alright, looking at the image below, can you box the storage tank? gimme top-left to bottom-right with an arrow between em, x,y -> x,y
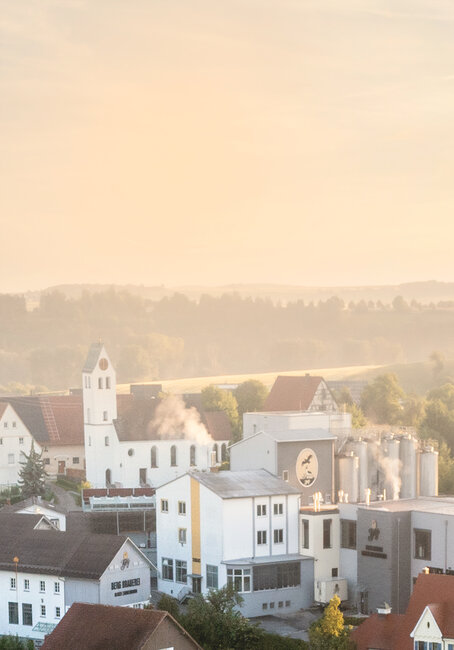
367,439 -> 382,501
419,447 -> 439,497
381,436 -> 401,500
338,453 -> 359,502
399,435 -> 417,498
348,439 -> 368,503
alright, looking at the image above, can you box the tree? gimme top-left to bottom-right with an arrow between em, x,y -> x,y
438,441 -> 454,494
0,637 -> 34,650
201,385 -> 239,439
360,374 -> 404,424
430,351 -> 445,382
234,380 -> 269,418
308,595 -> 353,649
180,584 -> 263,650
17,441 -> 48,498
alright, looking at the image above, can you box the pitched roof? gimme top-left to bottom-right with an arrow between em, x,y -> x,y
5,395 -> 84,446
0,401 -> 8,418
351,573 -> 454,650
1,496 -> 68,515
202,410 -> 232,441
41,603 -> 203,650
188,469 -> 302,498
263,375 -> 325,411
0,518 -> 126,578
83,342 -> 105,373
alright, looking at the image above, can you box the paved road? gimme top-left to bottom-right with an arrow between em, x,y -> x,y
47,481 -> 81,511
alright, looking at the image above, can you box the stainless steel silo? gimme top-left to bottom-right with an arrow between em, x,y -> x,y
399,435 -> 417,498
338,452 -> 359,503
419,447 -> 439,497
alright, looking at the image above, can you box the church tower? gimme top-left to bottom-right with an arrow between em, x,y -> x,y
82,342 -> 118,487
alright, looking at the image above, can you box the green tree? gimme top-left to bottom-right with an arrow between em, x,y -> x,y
180,584 -> 263,650
17,441 -> 48,498
308,595 -> 353,650
156,594 -> 181,621
0,637 -> 34,650
201,385 -> 239,440
234,380 -> 269,420
347,403 -> 367,429
360,374 -> 404,424
402,394 -> 426,428
420,399 -> 454,450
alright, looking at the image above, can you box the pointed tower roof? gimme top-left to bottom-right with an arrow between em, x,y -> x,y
83,342 -> 106,373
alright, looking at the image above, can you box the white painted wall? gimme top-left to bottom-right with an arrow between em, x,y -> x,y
16,503 -> 66,531
229,433 -> 277,473
243,411 -> 351,439
0,404 -> 41,487
299,510 -> 340,581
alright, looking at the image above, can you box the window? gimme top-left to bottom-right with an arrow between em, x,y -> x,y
103,411 -> 108,421
12,422 -> 16,428
176,560 -> 187,583
104,436 -> 109,446
54,582 -> 60,593
282,470 -> 289,482
98,377 -> 103,389
161,499 -> 169,513
253,562 -> 301,591
323,519 -> 332,549
257,530 -> 267,545
19,437 -> 24,444
213,444 -> 218,463
274,503 -> 283,515
207,565 -> 218,589
262,603 -> 268,610
178,528 -> 187,544
162,558 -> 174,581
332,568 -> 338,577
10,577 -> 16,589
0,438 -> 2,444
257,504 -> 267,517
40,580 -> 46,592
22,603 -> 32,626
227,568 -> 251,593
106,377 -> 111,389
72,457 -> 79,464
40,605 -> 46,617
414,529 -> 431,560
87,375 -> 91,388
44,457 -> 50,465
151,446 -> 158,468
221,443 -> 227,462
105,468 -> 112,486
128,448 -> 134,456
24,579 -> 29,591
55,607 -> 61,618
4,421 -> 8,428
190,444 -> 196,466
178,501 -> 186,515
270,602 -> 275,609
8,602 -> 18,625
170,445 -> 177,466
302,519 -> 309,549
8,454 -> 14,464
274,529 -> 284,544
341,520 -> 357,550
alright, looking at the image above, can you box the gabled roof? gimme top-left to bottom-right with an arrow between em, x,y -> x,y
0,401 -> 9,418
185,469 -> 302,499
82,342 -> 105,373
2,496 -> 69,516
352,573 -> 454,650
263,375 -> 326,411
0,518 -> 128,578
41,603 -> 203,650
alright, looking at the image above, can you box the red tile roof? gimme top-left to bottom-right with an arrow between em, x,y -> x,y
41,603 -> 202,649
202,410 -> 232,441
351,573 -> 454,650
263,375 -> 324,411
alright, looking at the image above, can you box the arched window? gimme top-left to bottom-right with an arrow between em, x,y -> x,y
105,468 -> 112,486
221,443 -> 227,462
170,445 -> 177,467
151,446 -> 158,468
190,445 -> 196,467
213,444 -> 219,463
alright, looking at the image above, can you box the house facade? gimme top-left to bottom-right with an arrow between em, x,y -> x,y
156,469 -> 314,617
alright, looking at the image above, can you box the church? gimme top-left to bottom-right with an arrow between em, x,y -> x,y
83,343 -> 231,489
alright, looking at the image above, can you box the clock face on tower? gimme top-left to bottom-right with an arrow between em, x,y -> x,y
99,358 -> 109,371
296,448 -> 318,488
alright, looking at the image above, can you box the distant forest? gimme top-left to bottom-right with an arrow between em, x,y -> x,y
1,289 -> 454,392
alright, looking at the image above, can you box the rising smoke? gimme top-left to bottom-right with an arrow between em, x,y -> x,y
149,395 -> 213,445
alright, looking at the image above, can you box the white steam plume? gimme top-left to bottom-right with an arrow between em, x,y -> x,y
149,395 -> 213,445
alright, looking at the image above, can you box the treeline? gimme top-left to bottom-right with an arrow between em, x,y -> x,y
2,290 -> 454,391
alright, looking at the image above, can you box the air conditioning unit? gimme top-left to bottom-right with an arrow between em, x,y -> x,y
314,577 -> 348,605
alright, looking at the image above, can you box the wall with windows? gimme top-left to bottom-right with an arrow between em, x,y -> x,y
0,404 -> 39,487
338,502 -> 359,605
0,570 -> 64,642
411,511 -> 454,583
42,443 -> 85,479
299,508 -> 340,581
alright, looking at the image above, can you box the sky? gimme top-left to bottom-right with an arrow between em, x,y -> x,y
1,0 -> 454,293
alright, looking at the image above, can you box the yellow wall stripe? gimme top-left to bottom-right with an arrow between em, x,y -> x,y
191,477 -> 201,575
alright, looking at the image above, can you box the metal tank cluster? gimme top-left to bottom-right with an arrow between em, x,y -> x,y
336,433 -> 438,503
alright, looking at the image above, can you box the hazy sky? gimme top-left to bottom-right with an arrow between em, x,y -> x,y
2,0 -> 454,292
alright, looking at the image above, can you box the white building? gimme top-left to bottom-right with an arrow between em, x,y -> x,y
83,343 -> 231,489
0,402 -> 40,487
2,496 -> 67,531
0,513 -> 153,645
156,469 -> 314,617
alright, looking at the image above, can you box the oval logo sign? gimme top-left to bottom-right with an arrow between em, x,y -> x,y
296,448 -> 318,488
